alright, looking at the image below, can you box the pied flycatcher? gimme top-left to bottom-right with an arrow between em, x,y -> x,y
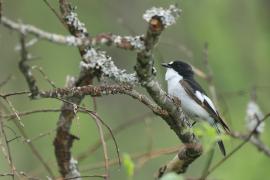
162,60 -> 230,156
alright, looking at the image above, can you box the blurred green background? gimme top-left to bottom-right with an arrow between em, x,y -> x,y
0,0 -> 270,179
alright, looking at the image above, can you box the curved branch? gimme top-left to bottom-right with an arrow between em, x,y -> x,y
135,5 -> 202,177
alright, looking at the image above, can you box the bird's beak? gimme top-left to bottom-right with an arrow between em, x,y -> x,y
161,63 -> 170,68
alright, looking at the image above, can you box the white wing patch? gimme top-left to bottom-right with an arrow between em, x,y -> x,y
195,91 -> 217,113
195,91 -> 204,102
203,95 -> 217,112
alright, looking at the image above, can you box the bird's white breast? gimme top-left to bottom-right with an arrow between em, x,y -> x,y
165,69 -> 211,122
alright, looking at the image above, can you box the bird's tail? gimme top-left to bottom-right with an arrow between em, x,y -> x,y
213,122 -> 226,156
217,139 -> 226,156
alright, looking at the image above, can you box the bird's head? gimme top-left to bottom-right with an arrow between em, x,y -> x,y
162,60 -> 194,80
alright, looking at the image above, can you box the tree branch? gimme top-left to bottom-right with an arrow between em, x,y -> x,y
1,16 -> 144,51
231,132 -> 270,157
19,34 -> 39,98
53,0 -> 94,178
135,5 -> 202,177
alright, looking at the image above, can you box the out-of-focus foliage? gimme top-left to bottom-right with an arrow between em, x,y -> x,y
0,0 -> 270,180
123,153 -> 135,179
194,122 -> 229,153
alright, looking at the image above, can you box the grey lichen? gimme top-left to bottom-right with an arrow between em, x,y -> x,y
245,100 -> 265,134
65,75 -> 76,88
65,11 -> 88,38
112,35 -> 145,51
65,157 -> 81,180
65,35 -> 81,46
143,5 -> 181,27
80,48 -> 138,84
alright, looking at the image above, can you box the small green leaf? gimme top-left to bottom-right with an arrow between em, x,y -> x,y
203,123 -> 218,139
123,153 -> 135,179
193,122 -> 230,153
160,173 -> 184,180
194,127 -> 204,137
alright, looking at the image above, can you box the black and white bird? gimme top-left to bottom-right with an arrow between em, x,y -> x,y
162,60 -> 230,156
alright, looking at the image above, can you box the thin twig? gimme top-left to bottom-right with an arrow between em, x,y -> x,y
77,112 -> 153,161
0,173 -> 14,177
86,111 -> 109,180
56,97 -> 121,167
11,118 -> 55,178
0,116 -> 18,179
19,34 -> 39,98
200,147 -> 215,180
89,111 -> 121,167
80,145 -> 180,172
15,38 -> 38,51
231,132 -> 270,157
0,91 -> 30,98
18,171 -> 41,180
0,75 -> 13,88
42,0 -> 66,27
63,175 -> 107,180
202,113 -> 270,179
2,97 -> 23,126
2,108 -> 62,120
32,66 -> 57,88
92,97 -> 98,112
23,128 -> 56,144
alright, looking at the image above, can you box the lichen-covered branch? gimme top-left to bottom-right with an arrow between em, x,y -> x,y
1,16 -> 89,46
18,35 -> 39,98
135,5 -> 202,177
79,49 -> 138,84
91,33 -> 145,51
38,85 -> 167,117
39,84 -> 132,98
1,17 -> 144,51
54,0 -> 93,179
4,2 -> 206,179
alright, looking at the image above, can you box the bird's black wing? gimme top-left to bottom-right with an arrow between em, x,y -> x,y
183,78 -> 207,95
180,79 -> 230,133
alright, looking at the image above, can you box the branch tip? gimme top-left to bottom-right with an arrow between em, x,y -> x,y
143,5 -> 181,28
